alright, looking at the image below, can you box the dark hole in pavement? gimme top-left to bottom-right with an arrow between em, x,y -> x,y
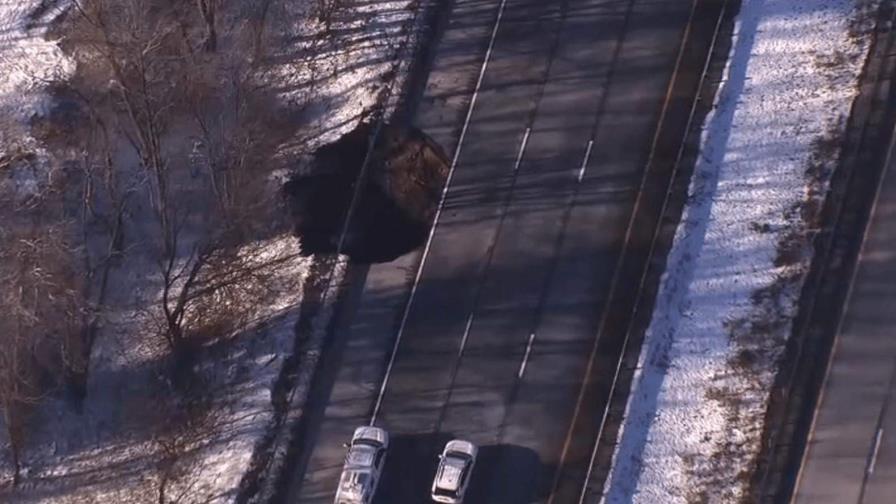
284,121 -> 449,263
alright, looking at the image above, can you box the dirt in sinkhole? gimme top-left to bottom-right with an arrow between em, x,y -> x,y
284,122 -> 450,263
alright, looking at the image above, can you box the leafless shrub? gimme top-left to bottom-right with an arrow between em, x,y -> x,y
154,234 -> 300,365
152,393 -> 219,504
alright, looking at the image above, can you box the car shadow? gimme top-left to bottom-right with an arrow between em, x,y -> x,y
375,432 -> 455,504
375,438 -> 544,504
465,444 -> 543,504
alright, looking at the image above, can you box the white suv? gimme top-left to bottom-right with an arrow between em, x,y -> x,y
334,426 -> 389,504
431,440 -> 477,503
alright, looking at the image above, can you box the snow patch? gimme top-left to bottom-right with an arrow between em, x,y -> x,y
0,0 -> 72,122
0,0 -> 421,502
0,0 -> 73,200
268,0 -> 416,151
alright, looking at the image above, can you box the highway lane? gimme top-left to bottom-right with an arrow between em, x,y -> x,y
287,0 -> 523,500
374,0 -> 569,498
792,109 -> 896,502
288,0 -> 698,503
786,7 -> 896,501
431,2 -> 693,503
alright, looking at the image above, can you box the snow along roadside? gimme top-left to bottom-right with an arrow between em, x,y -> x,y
602,1 -> 876,502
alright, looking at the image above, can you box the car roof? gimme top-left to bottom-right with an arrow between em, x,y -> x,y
435,456 -> 468,492
345,444 -> 377,469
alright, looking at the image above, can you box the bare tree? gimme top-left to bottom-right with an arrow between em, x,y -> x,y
195,0 -> 218,52
70,7 -> 183,316
246,0 -> 276,60
154,230 -> 298,364
0,225 -> 81,485
0,100 -> 83,483
66,99 -> 131,400
62,0 -> 186,395
70,0 -> 299,372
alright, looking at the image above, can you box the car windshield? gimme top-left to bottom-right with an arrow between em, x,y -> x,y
446,450 -> 472,461
353,429 -> 384,448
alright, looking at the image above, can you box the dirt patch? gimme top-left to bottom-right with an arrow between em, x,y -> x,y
285,121 -> 449,263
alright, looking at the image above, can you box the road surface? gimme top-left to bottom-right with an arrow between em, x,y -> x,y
285,0 -> 707,502
792,69 -> 896,504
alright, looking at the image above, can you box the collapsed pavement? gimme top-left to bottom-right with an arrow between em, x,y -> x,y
285,122 -> 449,263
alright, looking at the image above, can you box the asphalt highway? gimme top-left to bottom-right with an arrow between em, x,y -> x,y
792,85 -> 896,504
286,1 -> 701,502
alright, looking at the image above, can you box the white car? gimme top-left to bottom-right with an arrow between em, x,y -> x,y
431,440 -> 477,503
334,426 -> 389,504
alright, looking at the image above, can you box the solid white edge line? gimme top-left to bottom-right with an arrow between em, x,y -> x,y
518,332 -> 537,379
578,140 -> 594,182
370,0 -> 510,425
458,313 -> 475,358
868,427 -> 883,476
515,128 -> 532,171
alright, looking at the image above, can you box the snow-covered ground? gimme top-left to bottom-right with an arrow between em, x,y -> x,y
0,0 -> 71,199
603,1 -> 876,502
268,0 -> 420,153
0,0 -> 70,122
0,1 -> 420,502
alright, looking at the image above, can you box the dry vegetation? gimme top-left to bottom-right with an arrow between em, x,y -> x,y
64,0 -> 299,364
0,109 -> 83,485
0,223 -> 82,485
0,0 -> 363,497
